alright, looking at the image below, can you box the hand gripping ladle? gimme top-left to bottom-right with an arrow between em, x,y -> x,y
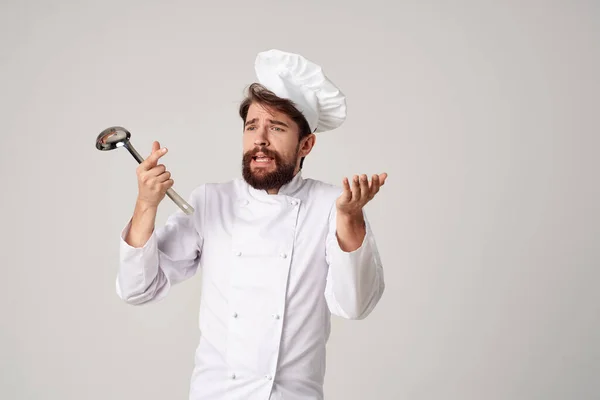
95,126 -> 194,215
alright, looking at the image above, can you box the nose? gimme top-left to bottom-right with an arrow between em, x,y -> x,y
254,126 -> 269,147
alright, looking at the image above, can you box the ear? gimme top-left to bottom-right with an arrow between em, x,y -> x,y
299,133 -> 316,158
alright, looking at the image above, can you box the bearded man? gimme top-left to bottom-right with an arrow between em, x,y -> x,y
117,49 -> 387,400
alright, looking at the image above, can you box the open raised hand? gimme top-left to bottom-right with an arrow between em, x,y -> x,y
336,173 -> 388,217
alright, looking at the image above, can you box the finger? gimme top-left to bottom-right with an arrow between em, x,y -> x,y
149,146 -> 168,165
141,143 -> 168,170
147,164 -> 167,177
139,165 -> 166,186
155,170 -> 171,183
369,174 -> 380,198
359,174 -> 369,201
161,179 -> 174,190
351,175 -> 361,202
341,177 -> 352,202
151,141 -> 160,154
378,172 -> 388,186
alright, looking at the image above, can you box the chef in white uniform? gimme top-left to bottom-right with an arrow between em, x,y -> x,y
116,49 -> 387,400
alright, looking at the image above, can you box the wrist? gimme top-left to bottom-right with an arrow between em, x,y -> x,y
337,210 -> 365,227
135,198 -> 159,212
335,209 -> 366,252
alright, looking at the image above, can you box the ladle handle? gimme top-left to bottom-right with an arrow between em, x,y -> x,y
165,188 -> 194,215
124,142 -> 195,215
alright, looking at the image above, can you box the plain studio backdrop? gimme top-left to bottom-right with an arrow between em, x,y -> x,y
1,1 -> 598,399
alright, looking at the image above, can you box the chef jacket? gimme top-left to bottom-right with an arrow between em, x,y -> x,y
116,171 -> 385,400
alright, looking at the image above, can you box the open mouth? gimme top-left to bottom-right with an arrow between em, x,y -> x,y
252,155 -> 275,164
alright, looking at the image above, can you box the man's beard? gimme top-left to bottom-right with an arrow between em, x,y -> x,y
242,146 -> 298,191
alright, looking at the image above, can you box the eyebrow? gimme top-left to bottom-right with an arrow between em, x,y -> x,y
245,118 -> 290,128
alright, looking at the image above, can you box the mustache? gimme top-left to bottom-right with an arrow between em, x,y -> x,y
245,147 -> 281,159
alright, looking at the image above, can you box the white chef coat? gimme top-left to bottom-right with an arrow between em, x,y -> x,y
116,171 -> 385,400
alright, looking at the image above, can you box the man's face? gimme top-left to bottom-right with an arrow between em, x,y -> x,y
242,102 -> 312,192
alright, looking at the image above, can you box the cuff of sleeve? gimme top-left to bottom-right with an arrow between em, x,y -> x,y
329,222 -> 376,266
119,218 -> 156,251
118,218 -> 158,288
332,229 -> 372,262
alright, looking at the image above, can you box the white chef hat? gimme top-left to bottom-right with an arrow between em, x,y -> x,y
254,49 -> 347,133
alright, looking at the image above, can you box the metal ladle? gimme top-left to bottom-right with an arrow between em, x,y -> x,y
95,126 -> 194,215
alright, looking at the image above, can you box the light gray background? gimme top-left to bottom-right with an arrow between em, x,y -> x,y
1,1 -> 598,399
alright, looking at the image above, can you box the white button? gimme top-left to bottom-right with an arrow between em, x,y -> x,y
231,373 -> 236,379
273,314 -> 280,319
241,199 -> 249,206
280,253 -> 287,258
265,375 -> 272,380
290,200 -> 298,206
234,251 -> 241,256
232,312 -> 238,318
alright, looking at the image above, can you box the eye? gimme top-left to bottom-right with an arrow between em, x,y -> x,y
271,126 -> 284,132
246,126 -> 256,131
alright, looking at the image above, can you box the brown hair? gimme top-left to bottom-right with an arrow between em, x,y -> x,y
239,83 -> 312,168
239,83 -> 312,137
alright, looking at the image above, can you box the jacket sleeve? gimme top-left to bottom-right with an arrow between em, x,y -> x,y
116,186 -> 205,305
324,203 -> 385,320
